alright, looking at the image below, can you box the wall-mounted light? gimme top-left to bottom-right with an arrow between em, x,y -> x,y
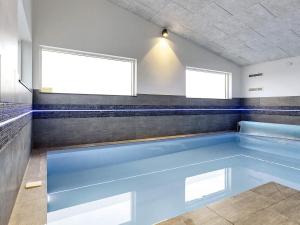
162,28 -> 168,38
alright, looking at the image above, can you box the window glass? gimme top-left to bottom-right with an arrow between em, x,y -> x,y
41,47 -> 136,96
186,67 -> 231,99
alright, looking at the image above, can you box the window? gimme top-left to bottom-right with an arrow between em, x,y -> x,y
186,67 -> 231,99
185,169 -> 229,203
40,47 -> 136,96
47,192 -> 134,225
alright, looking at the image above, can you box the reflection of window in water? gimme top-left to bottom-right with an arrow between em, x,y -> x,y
48,192 -> 133,225
185,169 -> 230,202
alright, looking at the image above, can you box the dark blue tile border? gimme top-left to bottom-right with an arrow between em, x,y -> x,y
33,104 -> 240,110
0,113 -> 32,149
32,108 -> 300,119
0,103 -> 31,122
32,92 -> 300,118
33,103 -> 242,118
32,108 -> 241,119
240,109 -> 300,116
0,103 -> 32,149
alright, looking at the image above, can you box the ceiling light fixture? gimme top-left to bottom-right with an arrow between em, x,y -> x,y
162,28 -> 168,38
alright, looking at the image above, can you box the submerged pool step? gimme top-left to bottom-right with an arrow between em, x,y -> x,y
48,134 -> 300,194
48,142 -> 241,194
47,133 -> 238,176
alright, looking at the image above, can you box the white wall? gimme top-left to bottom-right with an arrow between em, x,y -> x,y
32,0 -> 241,97
21,40 -> 33,88
241,56 -> 300,98
18,0 -> 32,41
0,0 -> 32,103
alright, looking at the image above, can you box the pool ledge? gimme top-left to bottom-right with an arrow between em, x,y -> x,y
8,150 -> 47,225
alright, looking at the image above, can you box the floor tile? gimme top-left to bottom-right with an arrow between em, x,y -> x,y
275,183 -> 300,197
270,193 -> 300,224
235,208 -> 299,225
251,182 -> 298,202
208,190 -> 274,222
157,207 -> 232,225
8,150 -> 47,225
157,216 -> 186,225
182,207 -> 232,225
270,192 -> 300,214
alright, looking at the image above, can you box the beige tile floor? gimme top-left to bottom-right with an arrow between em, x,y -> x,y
157,182 -> 300,225
8,150 -> 47,225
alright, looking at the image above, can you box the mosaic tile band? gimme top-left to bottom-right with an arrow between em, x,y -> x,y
0,103 -> 31,122
32,106 -> 300,119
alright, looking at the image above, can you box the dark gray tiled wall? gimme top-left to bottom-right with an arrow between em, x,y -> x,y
241,96 -> 300,107
33,91 -> 241,148
0,122 -> 32,225
241,96 -> 300,124
0,102 -> 32,225
33,92 -> 300,149
33,114 -> 240,148
33,90 -> 241,107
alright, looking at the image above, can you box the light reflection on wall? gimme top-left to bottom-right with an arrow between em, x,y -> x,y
139,37 -> 184,94
47,192 -> 134,225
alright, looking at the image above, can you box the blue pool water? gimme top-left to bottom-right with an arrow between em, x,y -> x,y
47,123 -> 300,225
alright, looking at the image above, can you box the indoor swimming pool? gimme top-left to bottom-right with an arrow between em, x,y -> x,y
47,122 -> 300,225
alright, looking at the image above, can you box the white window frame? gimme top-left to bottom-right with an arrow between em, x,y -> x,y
39,45 -> 137,96
186,67 -> 232,99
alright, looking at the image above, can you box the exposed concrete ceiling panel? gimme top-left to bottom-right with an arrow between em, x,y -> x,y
108,0 -> 300,65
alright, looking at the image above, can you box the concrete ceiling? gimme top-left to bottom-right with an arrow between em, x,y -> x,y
108,0 -> 300,66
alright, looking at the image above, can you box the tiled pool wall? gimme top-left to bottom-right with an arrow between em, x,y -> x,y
0,103 -> 32,225
32,90 -> 241,148
32,92 -> 300,149
241,97 -> 300,124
